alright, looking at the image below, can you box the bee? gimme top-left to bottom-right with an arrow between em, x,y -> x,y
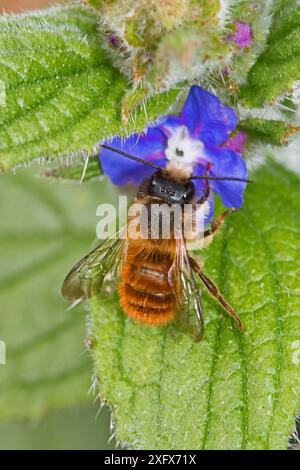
62,144 -> 250,341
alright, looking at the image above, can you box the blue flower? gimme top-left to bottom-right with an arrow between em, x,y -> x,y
100,86 -> 248,221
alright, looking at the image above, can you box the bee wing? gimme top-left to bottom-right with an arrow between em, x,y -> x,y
172,234 -> 204,342
62,230 -> 126,306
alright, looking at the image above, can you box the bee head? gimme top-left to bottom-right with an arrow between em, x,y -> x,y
149,171 -> 195,205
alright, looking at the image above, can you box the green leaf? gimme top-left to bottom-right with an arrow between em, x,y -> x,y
0,166 -> 115,420
43,156 -> 101,182
239,0 -> 300,107
0,5 -> 180,172
90,159 -> 300,450
0,404 -> 114,450
239,119 -> 300,146
85,0 -> 103,10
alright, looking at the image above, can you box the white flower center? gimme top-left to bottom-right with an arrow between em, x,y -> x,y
165,125 -> 203,166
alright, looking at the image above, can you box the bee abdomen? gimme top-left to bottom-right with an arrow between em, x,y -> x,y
119,258 -> 177,325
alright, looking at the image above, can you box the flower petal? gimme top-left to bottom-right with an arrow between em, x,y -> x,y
192,164 -> 215,225
158,115 -> 182,137
181,86 -> 238,146
100,128 -> 167,186
223,130 -> 247,154
202,146 -> 248,208
192,163 -> 208,197
205,195 -> 215,225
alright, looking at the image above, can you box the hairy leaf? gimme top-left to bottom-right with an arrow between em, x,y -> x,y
239,119 -> 300,146
239,0 -> 300,107
43,156 -> 101,182
91,159 -> 300,450
0,5 -> 179,171
0,167 -> 115,420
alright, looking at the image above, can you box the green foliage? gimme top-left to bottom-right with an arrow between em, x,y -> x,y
220,1 -> 274,88
0,5 -> 180,172
0,404 -> 114,450
90,160 -> 300,450
85,0 -> 103,10
1,2 -> 299,172
43,156 -> 101,182
239,119 -> 300,146
0,167 -> 113,420
239,0 -> 300,107
148,26 -> 231,90
95,0 -> 271,91
1,0 -> 300,451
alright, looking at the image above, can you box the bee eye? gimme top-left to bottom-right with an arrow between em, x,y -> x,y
183,194 -> 187,200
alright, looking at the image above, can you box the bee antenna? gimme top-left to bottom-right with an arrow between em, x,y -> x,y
191,176 -> 254,183
101,144 -> 165,171
100,145 -> 253,183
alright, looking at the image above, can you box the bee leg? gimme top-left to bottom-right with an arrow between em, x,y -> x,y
189,257 -> 244,332
202,209 -> 235,248
204,209 -> 235,237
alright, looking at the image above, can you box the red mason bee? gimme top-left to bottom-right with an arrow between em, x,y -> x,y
62,144 -> 250,341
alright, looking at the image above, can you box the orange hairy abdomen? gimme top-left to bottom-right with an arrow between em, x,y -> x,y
118,239 -> 178,325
